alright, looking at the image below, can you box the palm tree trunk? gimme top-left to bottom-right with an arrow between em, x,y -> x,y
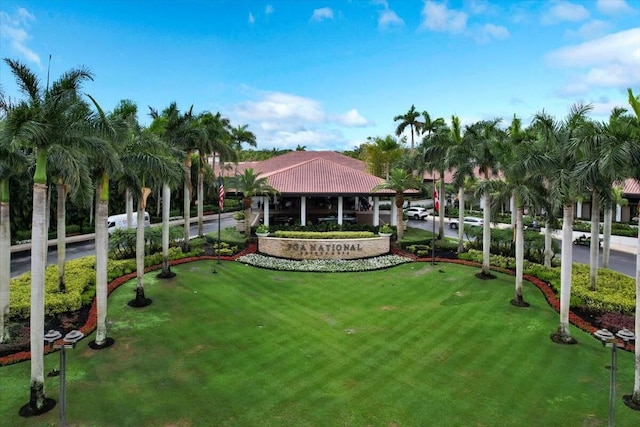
160,183 -> 174,278
438,174 -> 445,239
632,224 -> 640,404
135,205 -> 147,302
589,190 -> 600,291
183,153 -> 192,244
602,206 -> 612,268
126,188 -> 134,229
554,203 -> 576,344
95,178 -> 109,346
56,180 -> 67,293
457,187 -> 465,254
0,180 -> 10,343
183,179 -> 191,243
197,170 -> 204,237
481,192 -> 491,276
29,181 -> 48,410
512,205 -> 528,306
544,220 -> 553,268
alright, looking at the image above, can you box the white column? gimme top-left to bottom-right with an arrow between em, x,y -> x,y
338,196 -> 343,225
391,200 -> 397,226
301,196 -> 307,226
615,204 -> 622,222
373,197 -> 380,226
576,201 -> 583,218
355,196 -> 359,210
263,196 -> 270,226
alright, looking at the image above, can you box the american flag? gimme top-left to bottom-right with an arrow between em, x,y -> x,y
433,182 -> 440,213
218,175 -> 225,211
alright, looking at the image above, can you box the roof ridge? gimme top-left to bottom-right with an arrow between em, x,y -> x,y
262,156 -> 361,178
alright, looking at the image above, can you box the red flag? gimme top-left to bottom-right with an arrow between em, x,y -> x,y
433,182 -> 440,213
218,176 -> 225,211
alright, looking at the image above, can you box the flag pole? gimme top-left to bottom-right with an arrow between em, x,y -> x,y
217,173 -> 223,265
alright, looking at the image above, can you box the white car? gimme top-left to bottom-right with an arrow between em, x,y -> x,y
449,216 -> 483,229
404,207 -> 430,220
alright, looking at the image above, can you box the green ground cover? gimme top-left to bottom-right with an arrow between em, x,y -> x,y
1,261 -> 638,426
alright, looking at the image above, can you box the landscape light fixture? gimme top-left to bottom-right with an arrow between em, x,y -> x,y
44,329 -> 85,427
593,328 -> 636,427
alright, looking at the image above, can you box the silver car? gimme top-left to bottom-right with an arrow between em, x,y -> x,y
449,216 -> 484,229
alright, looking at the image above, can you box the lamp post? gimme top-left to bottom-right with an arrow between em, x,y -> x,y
44,329 -> 84,427
593,328 -> 636,427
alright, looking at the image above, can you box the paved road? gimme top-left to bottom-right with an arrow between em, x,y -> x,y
10,215 -> 636,278
407,217 -> 637,278
10,215 -> 235,278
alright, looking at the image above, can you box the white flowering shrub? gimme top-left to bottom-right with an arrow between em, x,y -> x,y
236,254 -> 412,272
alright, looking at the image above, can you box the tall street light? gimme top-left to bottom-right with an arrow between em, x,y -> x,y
593,328 -> 636,427
44,329 -> 84,427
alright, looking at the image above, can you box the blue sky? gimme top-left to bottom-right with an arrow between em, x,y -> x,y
1,0 -> 639,151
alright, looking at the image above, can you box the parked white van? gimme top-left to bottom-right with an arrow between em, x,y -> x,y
107,212 -> 150,234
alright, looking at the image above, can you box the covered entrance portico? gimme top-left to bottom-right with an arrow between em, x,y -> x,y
255,194 -> 397,227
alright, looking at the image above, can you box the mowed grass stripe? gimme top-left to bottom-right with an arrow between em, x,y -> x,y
2,261 -> 638,427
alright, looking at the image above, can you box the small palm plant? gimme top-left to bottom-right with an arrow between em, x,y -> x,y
379,224 -> 393,235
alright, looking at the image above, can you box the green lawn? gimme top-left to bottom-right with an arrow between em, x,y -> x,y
2,260 -> 638,426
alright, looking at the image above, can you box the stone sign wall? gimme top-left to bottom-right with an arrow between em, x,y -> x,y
258,237 -> 390,260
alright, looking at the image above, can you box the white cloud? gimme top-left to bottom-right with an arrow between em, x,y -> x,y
547,28 -> 640,94
597,0 -> 635,15
541,1 -> 590,25
566,20 -> 610,39
265,5 -> 274,16
237,92 -> 325,123
332,109 -> 370,127
311,7 -> 334,22
474,23 -> 510,43
378,9 -> 405,29
420,0 -> 468,33
233,91 -> 373,150
0,7 -> 41,68
248,12 -> 255,25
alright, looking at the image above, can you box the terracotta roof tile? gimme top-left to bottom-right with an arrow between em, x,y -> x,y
262,158 -> 389,195
214,151 -> 392,196
623,178 -> 640,196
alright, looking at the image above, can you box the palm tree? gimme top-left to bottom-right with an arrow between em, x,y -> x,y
230,124 -> 257,166
394,105 -> 423,150
371,168 -> 425,240
490,116 -> 546,306
196,112 -> 236,236
121,127 -> 182,306
624,87 -> 640,409
149,103 -> 198,246
420,113 -> 448,238
362,135 -> 404,178
574,108 -> 636,290
228,168 -> 278,231
446,116 -> 475,253
0,117 -> 31,343
85,97 -> 128,348
534,104 -> 592,344
465,119 -> 504,277
46,99 -> 94,293
3,58 -> 93,415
